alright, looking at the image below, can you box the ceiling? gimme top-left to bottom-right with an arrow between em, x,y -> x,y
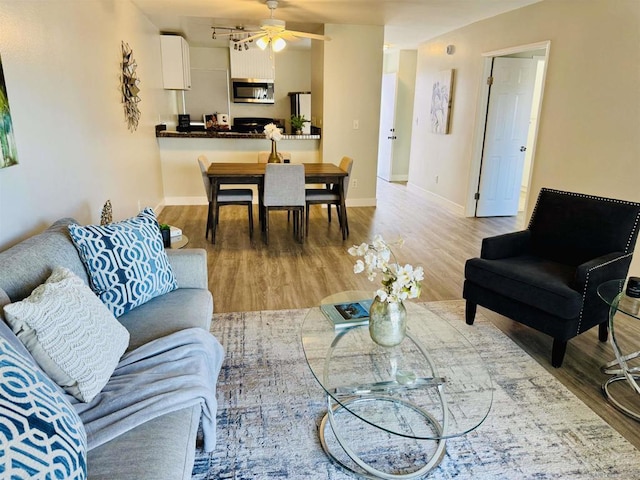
132,0 -> 541,50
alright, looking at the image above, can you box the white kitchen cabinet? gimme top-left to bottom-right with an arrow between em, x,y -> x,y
229,41 -> 274,80
160,35 -> 191,90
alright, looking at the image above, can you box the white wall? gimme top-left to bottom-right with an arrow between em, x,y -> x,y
0,0 -> 170,249
408,0 -> 640,272
322,24 -> 384,206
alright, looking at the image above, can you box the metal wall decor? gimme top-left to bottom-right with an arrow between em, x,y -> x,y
121,41 -> 141,132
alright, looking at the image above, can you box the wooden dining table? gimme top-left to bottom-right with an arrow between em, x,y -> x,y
207,162 -> 349,243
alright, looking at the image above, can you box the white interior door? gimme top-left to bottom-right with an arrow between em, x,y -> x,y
377,72 -> 397,181
476,57 -> 537,216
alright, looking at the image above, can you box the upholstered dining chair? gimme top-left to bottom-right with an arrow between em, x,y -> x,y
197,156 -> 253,242
463,188 -> 640,368
257,151 -> 291,163
305,156 -> 353,236
262,164 -> 305,244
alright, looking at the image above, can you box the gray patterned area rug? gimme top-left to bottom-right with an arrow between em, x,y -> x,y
192,301 -> 640,479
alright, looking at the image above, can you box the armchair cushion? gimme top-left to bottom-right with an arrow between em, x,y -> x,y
465,255 -> 581,319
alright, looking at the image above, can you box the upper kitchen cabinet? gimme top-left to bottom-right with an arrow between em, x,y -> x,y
161,35 -> 191,90
229,42 -> 274,80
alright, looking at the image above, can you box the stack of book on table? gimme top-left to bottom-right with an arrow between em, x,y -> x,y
320,299 -> 373,329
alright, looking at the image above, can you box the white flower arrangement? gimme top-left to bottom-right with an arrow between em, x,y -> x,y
348,235 -> 424,303
264,123 -> 283,142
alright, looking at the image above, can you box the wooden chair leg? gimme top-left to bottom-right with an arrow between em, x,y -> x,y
305,203 -> 310,236
300,208 -> 305,243
344,208 -> 349,236
248,203 -> 253,238
292,209 -> 298,237
551,339 -> 567,368
327,204 -> 332,223
205,201 -> 213,239
264,209 -> 270,245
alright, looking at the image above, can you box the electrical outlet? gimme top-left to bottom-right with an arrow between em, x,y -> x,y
352,179 -> 358,188
435,175 -> 439,184
137,200 -> 141,211
353,119 -> 359,130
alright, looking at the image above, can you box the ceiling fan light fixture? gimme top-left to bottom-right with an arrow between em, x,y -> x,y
272,36 -> 286,52
256,36 -> 269,50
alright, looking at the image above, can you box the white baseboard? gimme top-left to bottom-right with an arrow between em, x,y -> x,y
164,196 -> 209,206
346,198 -> 377,207
406,182 -> 464,216
390,174 -> 409,182
153,200 -> 166,214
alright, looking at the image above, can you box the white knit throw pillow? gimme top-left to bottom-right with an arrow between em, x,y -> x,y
3,267 -> 130,402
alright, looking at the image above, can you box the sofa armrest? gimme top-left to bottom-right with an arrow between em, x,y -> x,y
166,249 -> 209,290
480,230 -> 531,260
574,251 -> 633,291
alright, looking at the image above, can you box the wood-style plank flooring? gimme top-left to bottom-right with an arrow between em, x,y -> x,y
159,179 -> 640,450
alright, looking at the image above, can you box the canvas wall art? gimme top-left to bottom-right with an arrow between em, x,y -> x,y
430,69 -> 453,134
0,53 -> 18,168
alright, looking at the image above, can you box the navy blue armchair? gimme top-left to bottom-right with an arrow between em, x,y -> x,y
463,188 -> 640,367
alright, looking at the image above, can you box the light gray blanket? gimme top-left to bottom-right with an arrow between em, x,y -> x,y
71,328 -> 224,452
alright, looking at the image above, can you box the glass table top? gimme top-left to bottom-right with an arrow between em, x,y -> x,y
301,291 -> 493,440
597,279 -> 640,320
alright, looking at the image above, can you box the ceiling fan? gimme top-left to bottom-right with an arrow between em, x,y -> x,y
215,0 -> 331,52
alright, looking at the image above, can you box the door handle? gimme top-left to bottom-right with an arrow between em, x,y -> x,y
520,146 -> 527,152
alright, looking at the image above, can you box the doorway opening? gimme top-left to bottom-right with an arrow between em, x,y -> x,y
465,41 -> 550,218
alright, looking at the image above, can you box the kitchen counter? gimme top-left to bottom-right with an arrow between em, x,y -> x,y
156,130 -> 320,140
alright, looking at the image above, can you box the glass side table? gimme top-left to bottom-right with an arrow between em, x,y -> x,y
597,279 -> 640,421
301,291 -> 493,479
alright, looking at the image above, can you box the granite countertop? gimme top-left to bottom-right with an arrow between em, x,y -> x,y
156,130 -> 321,140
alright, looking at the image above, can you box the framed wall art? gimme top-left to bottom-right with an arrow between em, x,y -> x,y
0,53 -> 18,169
430,69 -> 453,135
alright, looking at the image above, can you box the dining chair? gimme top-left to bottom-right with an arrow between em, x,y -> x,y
305,156 -> 353,236
257,151 -> 291,163
262,164 -> 305,245
197,156 -> 253,242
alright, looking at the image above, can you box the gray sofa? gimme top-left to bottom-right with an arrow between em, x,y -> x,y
0,218 -> 218,480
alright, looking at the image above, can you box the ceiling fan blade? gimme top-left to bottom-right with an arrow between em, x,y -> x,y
284,30 -> 331,41
237,32 -> 267,44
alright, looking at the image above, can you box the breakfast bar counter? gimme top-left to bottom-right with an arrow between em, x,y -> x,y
156,130 -> 320,140
156,132 -> 322,205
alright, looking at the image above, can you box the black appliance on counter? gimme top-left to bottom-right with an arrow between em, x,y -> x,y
232,117 -> 284,134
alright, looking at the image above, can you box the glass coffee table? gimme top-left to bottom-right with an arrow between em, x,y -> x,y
597,279 -> 640,421
301,291 -> 493,479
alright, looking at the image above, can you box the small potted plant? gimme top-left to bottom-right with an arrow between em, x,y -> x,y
290,115 -> 309,135
159,223 -> 171,248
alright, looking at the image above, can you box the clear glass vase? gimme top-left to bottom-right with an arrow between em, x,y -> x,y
368,297 -> 407,347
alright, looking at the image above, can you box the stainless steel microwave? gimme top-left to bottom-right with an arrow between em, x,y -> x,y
231,78 -> 274,104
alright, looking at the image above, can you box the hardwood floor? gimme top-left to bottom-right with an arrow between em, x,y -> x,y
159,179 -> 640,450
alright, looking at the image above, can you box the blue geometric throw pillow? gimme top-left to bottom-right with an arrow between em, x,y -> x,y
0,336 -> 87,479
68,207 -> 178,317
